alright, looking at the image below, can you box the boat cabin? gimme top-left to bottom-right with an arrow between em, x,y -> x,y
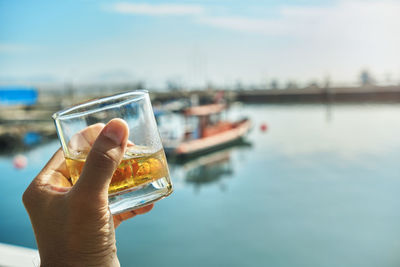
183,103 -> 233,140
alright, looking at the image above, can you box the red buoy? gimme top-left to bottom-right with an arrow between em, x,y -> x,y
13,155 -> 27,169
260,123 -> 268,132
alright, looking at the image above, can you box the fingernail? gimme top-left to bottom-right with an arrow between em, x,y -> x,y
103,121 -> 125,145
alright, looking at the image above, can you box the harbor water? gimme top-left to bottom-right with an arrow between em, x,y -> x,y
1,103 -> 400,267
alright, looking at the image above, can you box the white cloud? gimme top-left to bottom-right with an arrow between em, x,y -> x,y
197,0 -> 400,38
197,16 -> 288,35
195,0 -> 400,84
110,2 -> 204,16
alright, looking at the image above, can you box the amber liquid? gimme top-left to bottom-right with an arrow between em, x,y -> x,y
65,148 -> 170,195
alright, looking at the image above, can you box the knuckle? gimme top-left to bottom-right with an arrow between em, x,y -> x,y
22,184 -> 34,207
22,190 -> 30,207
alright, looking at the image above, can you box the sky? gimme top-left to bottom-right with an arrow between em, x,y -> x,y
1,0 -> 400,88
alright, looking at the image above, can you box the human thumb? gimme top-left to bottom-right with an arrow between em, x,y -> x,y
72,118 -> 129,198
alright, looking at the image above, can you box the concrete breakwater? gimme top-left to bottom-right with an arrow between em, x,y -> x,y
148,85 -> 400,104
234,85 -> 400,103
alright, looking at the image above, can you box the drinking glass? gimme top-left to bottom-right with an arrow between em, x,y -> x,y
52,90 -> 173,214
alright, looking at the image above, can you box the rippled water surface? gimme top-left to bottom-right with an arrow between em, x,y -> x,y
1,104 -> 400,267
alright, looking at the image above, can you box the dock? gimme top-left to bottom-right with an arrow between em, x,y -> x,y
1,84 -> 399,153
0,99 -> 62,153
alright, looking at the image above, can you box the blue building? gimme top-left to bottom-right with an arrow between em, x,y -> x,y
0,86 -> 38,106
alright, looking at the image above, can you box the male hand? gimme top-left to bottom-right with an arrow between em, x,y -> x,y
23,119 -> 153,266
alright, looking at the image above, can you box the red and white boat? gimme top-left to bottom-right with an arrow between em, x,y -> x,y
162,103 -> 251,157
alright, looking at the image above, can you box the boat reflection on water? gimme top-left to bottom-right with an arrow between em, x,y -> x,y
168,140 -> 252,193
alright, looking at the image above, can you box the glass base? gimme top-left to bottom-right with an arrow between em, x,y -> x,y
108,177 -> 173,215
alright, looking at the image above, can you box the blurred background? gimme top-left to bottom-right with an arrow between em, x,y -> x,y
1,0 -> 400,266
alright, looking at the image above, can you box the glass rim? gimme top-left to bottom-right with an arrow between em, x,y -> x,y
52,90 -> 149,121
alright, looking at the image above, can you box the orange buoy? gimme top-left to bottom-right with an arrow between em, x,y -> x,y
260,123 -> 268,132
13,155 -> 27,169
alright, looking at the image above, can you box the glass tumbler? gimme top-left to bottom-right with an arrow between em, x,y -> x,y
52,90 -> 173,214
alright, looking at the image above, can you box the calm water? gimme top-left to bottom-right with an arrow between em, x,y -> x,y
1,104 -> 400,267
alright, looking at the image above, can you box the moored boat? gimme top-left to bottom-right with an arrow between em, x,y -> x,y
162,103 -> 251,157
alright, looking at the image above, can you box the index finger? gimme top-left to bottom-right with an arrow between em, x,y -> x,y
113,204 -> 154,228
67,123 -> 105,154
